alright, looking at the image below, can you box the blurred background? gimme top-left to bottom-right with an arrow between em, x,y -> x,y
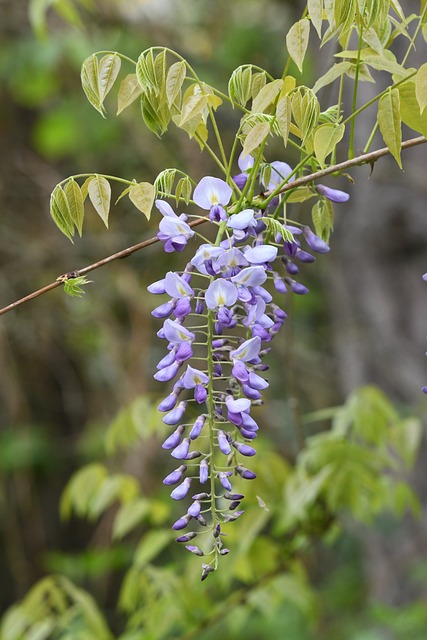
1,0 -> 427,638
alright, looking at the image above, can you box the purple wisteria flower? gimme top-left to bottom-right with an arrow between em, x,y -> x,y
156,200 -> 195,252
316,184 -> 350,202
193,176 -> 233,222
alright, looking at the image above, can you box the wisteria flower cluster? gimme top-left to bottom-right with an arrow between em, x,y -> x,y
149,155 -> 348,579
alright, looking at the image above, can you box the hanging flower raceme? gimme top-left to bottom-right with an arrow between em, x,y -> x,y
149,162 -> 350,579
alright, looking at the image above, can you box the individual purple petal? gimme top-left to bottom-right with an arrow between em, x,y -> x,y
422,273 -> 427,282
193,176 -> 233,210
190,415 -> 206,440
175,342 -> 193,363
230,336 -> 262,362
174,297 -> 192,318
252,323 -> 271,342
156,349 -> 177,370
163,464 -> 187,485
238,152 -> 255,172
164,271 -> 194,298
232,360 -> 249,384
227,209 -> 257,230
155,199 -> 178,217
233,173 -> 248,189
163,319 -> 195,344
158,216 -> 194,242
244,245 -> 278,264
205,279 -> 238,309
172,513 -> 192,530
241,384 -> 262,400
162,401 -> 187,425
199,458 -> 209,484
423,386 -> 427,394
248,371 -> 269,390
194,384 -> 207,404
262,161 -> 294,191
216,247 -> 249,272
147,278 -> 166,294
225,395 -> 252,413
316,184 -> 350,202
151,301 -> 175,319
158,391 -> 179,412
231,266 -> 267,287
154,361 -> 180,382
182,365 -> 209,388
217,306 -> 234,327
302,226 -> 330,253
233,441 -> 256,456
286,278 -> 310,294
170,477 -> 192,500
240,428 -> 257,439
241,413 -> 259,432
162,425 -> 185,450
171,437 -> 191,459
218,430 -> 231,455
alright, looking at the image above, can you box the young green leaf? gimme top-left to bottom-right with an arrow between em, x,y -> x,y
228,65 -> 253,107
50,185 -> 75,240
154,168 -> 177,197
136,49 -> 159,94
63,276 -> 92,298
415,62 -> 427,115
398,79 -> 427,137
312,198 -> 334,242
81,54 -> 104,116
377,88 -> 402,168
242,122 -> 270,158
178,94 -> 208,127
175,176 -> 193,206
313,123 -> 345,167
117,74 -> 143,115
312,61 -> 352,93
129,182 -> 155,220
64,179 -> 84,236
286,18 -> 310,74
308,0 -> 323,37
251,79 -> 283,114
166,60 -> 186,107
88,175 -> 111,227
276,95 -> 291,146
98,53 -> 121,101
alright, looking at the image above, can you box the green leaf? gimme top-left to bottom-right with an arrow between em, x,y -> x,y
251,71 -> 267,99
178,93 -> 208,127
166,60 -> 186,107
134,530 -> 172,568
50,185 -> 74,240
286,19 -> 310,73
117,73 -> 143,115
60,464 -> 108,520
312,61 -> 352,93
136,49 -> 159,94
334,0 -> 357,34
81,54 -> 104,117
313,123 -> 345,167
276,95 -> 291,146
98,53 -> 121,102
112,498 -> 150,540
415,62 -> 427,115
377,88 -> 402,168
64,179 -> 84,236
88,175 -> 111,227
398,78 -> 427,137
251,79 -> 283,113
175,176 -> 193,206
241,122 -> 270,158
154,168 -> 177,197
261,217 -> 295,242
308,0 -> 323,37
129,182 -> 155,220
228,65 -> 253,107
312,198 -> 334,242
63,276 -> 92,298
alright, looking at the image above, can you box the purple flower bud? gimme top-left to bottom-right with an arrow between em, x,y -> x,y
273,275 -> 287,294
302,226 -> 330,253
285,260 -> 299,275
233,441 -> 256,456
196,514 -> 207,526
195,295 -> 205,314
190,415 -> 206,440
187,500 -> 201,517
236,465 -> 257,480
217,306 -> 234,327
199,459 -> 209,484
218,471 -> 233,491
232,360 -> 249,384
185,544 -> 204,556
171,437 -> 191,459
241,384 -> 262,400
219,548 -> 230,555
316,184 -> 350,202
218,430 -> 232,455
296,249 -> 315,263
171,477 -> 192,500
192,492 -> 209,500
423,386 -> 427,394
223,510 -> 244,522
229,501 -> 241,510
151,300 -> 175,318
163,401 -> 187,425
163,464 -> 187,485
154,361 -> 180,382
213,338 -> 228,348
251,323 -> 271,342
422,273 -> 427,282
285,278 -> 310,295
240,428 -> 257,439
175,532 -> 197,542
241,413 -> 259,432
201,564 -> 215,580
224,492 -> 244,500
162,425 -> 185,450
158,392 -> 179,412
172,513 -> 192,530
185,450 -> 202,460
213,363 -> 223,377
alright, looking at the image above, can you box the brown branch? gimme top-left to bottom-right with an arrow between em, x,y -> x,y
0,135 -> 425,318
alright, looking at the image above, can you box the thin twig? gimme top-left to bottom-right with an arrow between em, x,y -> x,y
0,135 -> 425,318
